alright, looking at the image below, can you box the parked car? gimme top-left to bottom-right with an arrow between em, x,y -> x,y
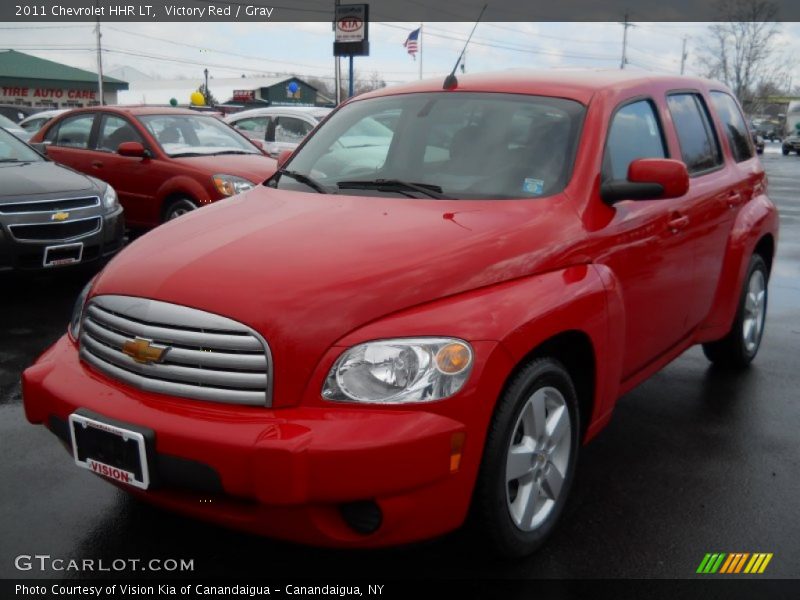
781,132 -> 800,155
225,106 -> 332,157
0,127 -> 124,272
23,71 -> 777,557
31,106 -> 277,226
19,108 -> 69,134
0,103 -> 38,123
0,113 -> 32,142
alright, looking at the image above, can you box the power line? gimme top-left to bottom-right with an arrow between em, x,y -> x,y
375,22 -> 618,61
104,26 -> 419,76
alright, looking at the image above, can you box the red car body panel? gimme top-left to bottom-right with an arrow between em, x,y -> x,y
30,106 -> 277,227
23,71 -> 778,547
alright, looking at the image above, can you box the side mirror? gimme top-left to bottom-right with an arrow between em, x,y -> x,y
601,158 -> 689,204
276,149 -> 293,170
117,141 -> 148,158
30,142 -> 48,155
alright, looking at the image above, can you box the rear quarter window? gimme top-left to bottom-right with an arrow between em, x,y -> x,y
710,91 -> 754,163
667,93 -> 723,174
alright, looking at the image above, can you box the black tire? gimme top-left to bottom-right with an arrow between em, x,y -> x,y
474,357 -> 580,558
782,146 -> 790,156
162,197 -> 198,222
702,254 -> 769,369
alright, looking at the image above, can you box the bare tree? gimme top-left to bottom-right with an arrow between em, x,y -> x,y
697,0 -> 789,109
354,71 -> 387,95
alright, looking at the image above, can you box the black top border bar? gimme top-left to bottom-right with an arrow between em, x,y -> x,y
4,0 -> 800,22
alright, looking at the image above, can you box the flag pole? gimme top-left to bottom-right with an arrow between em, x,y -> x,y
419,22 -> 423,80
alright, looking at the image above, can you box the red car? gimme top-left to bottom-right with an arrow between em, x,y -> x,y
30,106 -> 276,226
23,71 -> 777,557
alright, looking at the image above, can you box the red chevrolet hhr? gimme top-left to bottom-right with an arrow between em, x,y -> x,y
30,106 -> 277,226
23,71 -> 778,557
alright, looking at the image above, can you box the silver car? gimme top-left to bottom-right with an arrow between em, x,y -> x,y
225,106 -> 332,157
19,109 -> 69,135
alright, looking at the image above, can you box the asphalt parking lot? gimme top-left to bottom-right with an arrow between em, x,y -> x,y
1,144 -> 798,580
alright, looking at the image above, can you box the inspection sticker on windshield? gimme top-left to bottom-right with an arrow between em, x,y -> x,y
523,178 -> 545,195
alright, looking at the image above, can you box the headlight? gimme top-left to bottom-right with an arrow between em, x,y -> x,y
68,279 -> 94,340
213,174 -> 255,197
102,185 -> 118,210
322,338 -> 473,404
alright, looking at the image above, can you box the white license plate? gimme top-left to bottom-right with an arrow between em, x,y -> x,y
68,413 -> 150,489
43,242 -> 83,267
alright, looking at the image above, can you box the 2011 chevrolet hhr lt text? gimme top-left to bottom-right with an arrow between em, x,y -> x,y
23,71 -> 778,557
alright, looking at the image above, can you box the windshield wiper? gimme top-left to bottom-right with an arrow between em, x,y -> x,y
336,179 -> 450,199
277,169 -> 331,194
210,150 -> 257,155
0,158 -> 26,163
169,152 -> 206,157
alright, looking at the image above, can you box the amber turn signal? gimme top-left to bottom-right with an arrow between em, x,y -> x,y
435,342 -> 472,375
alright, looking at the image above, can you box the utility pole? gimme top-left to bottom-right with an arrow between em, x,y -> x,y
203,68 -> 209,105
95,16 -> 104,104
680,36 -> 688,75
619,12 -> 632,70
334,0 -> 341,105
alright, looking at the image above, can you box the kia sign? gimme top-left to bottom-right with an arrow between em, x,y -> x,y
333,3 -> 369,57
335,5 -> 365,42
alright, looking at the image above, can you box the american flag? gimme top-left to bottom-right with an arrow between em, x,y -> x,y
404,28 -> 420,59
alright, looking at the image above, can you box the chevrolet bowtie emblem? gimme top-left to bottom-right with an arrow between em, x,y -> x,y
51,211 -> 70,221
122,337 -> 169,364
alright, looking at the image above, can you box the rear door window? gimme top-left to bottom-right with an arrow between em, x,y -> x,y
603,100 -> 666,181
710,91 -> 754,163
667,93 -> 723,174
51,113 -> 95,149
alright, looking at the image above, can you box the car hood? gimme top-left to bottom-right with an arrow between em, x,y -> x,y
0,161 -> 97,199
93,187 -> 583,404
173,153 -> 276,183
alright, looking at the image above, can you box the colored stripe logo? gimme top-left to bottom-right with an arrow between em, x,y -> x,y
697,553 -> 773,574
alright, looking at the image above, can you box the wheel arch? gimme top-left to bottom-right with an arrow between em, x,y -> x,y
160,192 -> 198,220
503,330 -> 596,441
754,233 -> 775,276
697,196 -> 779,341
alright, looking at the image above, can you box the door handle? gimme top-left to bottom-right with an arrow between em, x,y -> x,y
668,214 -> 690,233
91,160 -> 103,169
726,191 -> 744,209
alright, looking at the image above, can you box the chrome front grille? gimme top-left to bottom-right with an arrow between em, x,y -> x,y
9,216 -> 101,242
79,295 -> 273,406
0,195 -> 99,215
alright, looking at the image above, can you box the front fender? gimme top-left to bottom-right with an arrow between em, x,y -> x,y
697,194 -> 779,341
324,263 -> 624,439
155,175 -> 214,209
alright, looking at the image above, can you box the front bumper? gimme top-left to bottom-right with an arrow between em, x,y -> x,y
22,335 -> 491,547
0,208 -> 124,272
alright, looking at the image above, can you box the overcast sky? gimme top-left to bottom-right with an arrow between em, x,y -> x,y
3,21 -> 800,91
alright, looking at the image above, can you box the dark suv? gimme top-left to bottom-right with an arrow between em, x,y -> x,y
0,127 -> 125,272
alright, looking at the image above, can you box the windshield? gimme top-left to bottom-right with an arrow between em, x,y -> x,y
0,127 -> 43,163
137,114 -> 260,157
274,92 -> 585,199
